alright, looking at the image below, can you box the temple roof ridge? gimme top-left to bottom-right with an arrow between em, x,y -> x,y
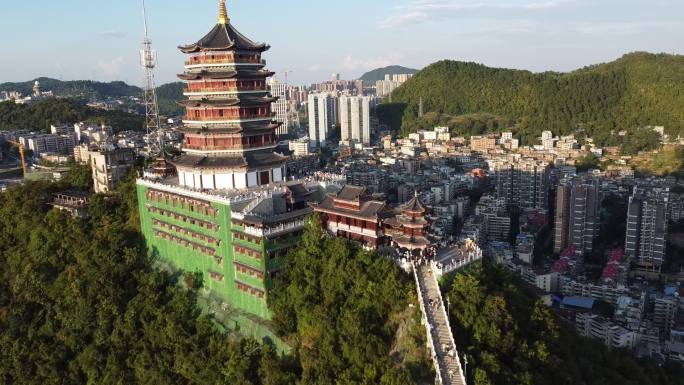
179,4 -> 268,53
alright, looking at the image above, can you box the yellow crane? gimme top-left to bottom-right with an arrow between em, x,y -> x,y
6,140 -> 27,177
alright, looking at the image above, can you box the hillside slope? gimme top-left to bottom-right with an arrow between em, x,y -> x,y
0,78 -> 140,100
0,98 -> 144,133
0,78 -> 185,117
381,52 -> 684,144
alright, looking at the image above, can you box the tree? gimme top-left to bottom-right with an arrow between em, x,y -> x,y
445,262 -> 684,385
269,217 -> 432,385
63,161 -> 93,191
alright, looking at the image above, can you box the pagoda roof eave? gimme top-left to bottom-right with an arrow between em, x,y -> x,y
178,22 -> 269,54
178,96 -> 277,108
170,151 -> 286,172
179,122 -> 281,136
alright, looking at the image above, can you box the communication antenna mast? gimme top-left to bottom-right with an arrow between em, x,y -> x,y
140,0 -> 162,155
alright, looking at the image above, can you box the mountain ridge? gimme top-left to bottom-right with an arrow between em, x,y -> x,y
359,65 -> 420,83
379,52 -> 684,146
0,78 -> 185,117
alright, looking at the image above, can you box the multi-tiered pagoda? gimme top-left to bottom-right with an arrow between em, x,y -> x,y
173,0 -> 286,190
385,195 -> 431,255
136,1 -> 330,320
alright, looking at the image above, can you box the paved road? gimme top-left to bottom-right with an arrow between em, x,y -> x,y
416,264 -> 466,385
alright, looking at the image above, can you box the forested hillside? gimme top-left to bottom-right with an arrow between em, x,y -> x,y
360,66 -> 419,83
270,220 -> 432,384
379,52 -> 684,146
0,78 -> 185,117
0,179 -> 298,385
0,99 -> 144,133
446,263 -> 684,385
0,78 -> 140,100
0,176 -> 431,384
156,82 -> 185,117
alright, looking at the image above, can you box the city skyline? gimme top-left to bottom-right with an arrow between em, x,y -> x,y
1,0 -> 683,86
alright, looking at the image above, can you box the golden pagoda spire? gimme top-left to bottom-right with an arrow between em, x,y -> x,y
218,0 -> 228,25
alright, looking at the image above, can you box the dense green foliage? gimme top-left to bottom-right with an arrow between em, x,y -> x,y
575,152 -> 601,172
0,178 -> 431,384
0,180 -> 297,385
62,161 -> 94,191
156,82 -> 185,117
381,52 -> 684,147
270,220 -> 432,384
0,98 -> 144,133
360,66 -> 419,83
447,263 -> 684,385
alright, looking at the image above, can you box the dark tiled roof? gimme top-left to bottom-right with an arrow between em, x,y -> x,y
314,196 -> 390,220
171,151 -> 286,171
178,96 -> 277,108
179,22 -> 268,53
285,184 -> 313,203
171,154 -> 246,170
334,185 -> 367,201
244,151 -> 288,168
404,196 -> 426,213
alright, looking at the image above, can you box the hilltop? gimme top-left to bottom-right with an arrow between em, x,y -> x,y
0,78 -> 140,100
379,52 -> 684,147
359,65 -> 419,83
0,78 -> 185,117
0,98 -> 144,133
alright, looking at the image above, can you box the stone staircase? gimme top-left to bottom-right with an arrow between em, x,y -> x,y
414,263 -> 467,385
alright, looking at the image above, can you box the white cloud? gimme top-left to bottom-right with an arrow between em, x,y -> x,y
95,57 -> 126,79
573,21 -> 677,36
380,0 -> 575,28
307,64 -> 321,72
340,54 -> 406,72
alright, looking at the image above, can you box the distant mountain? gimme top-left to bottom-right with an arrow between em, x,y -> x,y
359,65 -> 419,83
0,78 -> 185,117
380,52 -> 684,148
0,78 -> 140,100
156,82 -> 185,117
0,98 -> 144,133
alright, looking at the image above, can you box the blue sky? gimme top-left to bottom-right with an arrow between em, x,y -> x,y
1,0 -> 682,86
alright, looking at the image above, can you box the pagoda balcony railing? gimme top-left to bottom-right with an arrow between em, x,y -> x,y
185,58 -> 265,66
183,114 -> 272,122
329,222 -> 380,238
137,178 -> 282,206
184,86 -> 268,93
184,142 -> 276,151
243,220 -> 306,238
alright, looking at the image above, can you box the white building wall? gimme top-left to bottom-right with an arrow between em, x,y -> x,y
247,171 -> 258,187
193,173 -> 202,189
202,174 -> 215,190
273,167 -> 283,182
233,172 -> 245,189
339,95 -> 371,146
308,93 -> 335,148
215,173 -> 233,189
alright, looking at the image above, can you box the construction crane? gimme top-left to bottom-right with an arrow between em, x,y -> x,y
6,140 -> 27,177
